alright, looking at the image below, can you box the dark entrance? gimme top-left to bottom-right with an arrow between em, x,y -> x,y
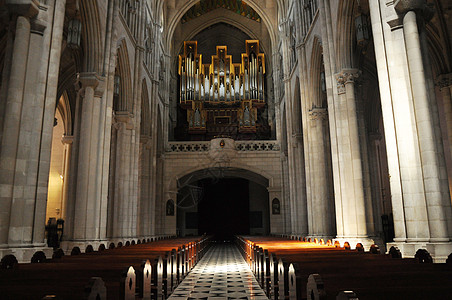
198,178 -> 250,237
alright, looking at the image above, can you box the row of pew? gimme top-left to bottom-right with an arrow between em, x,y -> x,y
0,236 -> 212,299
236,236 -> 452,300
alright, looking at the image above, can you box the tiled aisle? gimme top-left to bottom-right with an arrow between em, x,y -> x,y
169,243 -> 269,299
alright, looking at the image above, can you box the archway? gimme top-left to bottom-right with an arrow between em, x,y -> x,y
176,167 -> 270,238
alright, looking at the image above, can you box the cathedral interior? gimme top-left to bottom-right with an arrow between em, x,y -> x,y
1,0 -> 452,299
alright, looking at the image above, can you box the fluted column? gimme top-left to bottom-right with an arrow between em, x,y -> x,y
73,73 -> 106,241
334,69 -> 373,248
308,108 -> 334,238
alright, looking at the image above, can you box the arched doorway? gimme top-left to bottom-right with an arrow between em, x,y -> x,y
176,167 -> 270,238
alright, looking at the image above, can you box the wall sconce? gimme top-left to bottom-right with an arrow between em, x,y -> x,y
114,75 -> 121,97
320,71 -> 326,93
355,8 -> 370,49
67,19 -> 82,49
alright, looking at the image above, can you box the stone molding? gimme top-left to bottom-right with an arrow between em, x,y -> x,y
436,74 -> 452,90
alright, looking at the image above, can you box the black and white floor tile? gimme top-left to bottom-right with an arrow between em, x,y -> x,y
168,243 -> 268,300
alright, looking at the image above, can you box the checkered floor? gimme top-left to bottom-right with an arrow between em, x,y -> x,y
168,242 -> 268,299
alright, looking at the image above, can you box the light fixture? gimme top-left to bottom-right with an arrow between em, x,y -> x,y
114,75 -> 121,96
355,3 -> 370,49
67,19 -> 82,49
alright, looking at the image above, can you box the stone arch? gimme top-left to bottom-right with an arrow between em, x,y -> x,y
165,0 -> 278,52
172,13 -> 271,61
114,39 -> 133,113
80,0 -> 104,73
310,36 -> 325,109
175,166 -> 272,189
335,0 -> 356,69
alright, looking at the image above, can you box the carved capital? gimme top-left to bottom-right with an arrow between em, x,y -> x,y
335,69 -> 360,95
394,0 -> 434,21
336,69 -> 361,85
30,5 -> 47,35
77,72 -> 106,97
436,74 -> 452,90
6,0 -> 40,18
308,107 -> 328,120
114,111 -> 134,130
61,135 -> 74,145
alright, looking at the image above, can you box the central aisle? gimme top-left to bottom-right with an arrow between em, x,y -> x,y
169,242 -> 269,299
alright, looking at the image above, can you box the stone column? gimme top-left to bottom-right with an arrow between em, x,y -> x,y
111,112 -> 134,239
139,135 -> 152,238
334,69 -> 374,249
308,108 -> 334,238
0,13 -> 33,246
436,74 -> 452,165
397,2 -> 451,243
60,135 -> 73,222
73,73 -> 106,241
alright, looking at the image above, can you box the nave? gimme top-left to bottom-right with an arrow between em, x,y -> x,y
169,242 -> 268,299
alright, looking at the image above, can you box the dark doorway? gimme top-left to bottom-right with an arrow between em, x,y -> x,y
198,178 -> 250,237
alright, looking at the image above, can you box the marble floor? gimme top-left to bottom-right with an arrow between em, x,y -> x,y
168,242 -> 269,299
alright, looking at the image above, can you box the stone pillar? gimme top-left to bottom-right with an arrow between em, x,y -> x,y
334,69 -> 374,249
0,14 -> 33,246
61,135 -> 73,222
73,73 -> 106,241
111,112 -> 134,239
308,108 -> 334,238
436,74 -> 452,167
397,2 -> 451,243
139,135 -> 152,238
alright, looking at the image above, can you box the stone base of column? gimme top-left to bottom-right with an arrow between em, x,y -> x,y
60,240 -> 111,254
60,235 -> 175,254
0,244 -> 53,263
387,241 -> 452,263
333,236 -> 376,251
306,235 -> 336,243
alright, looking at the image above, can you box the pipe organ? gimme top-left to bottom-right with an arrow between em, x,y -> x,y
179,40 -> 265,135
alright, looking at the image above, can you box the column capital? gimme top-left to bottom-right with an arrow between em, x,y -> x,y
436,74 -> 452,90
394,0 -> 434,21
308,107 -> 328,120
61,135 -> 74,145
335,69 -> 361,85
335,69 -> 361,94
6,0 -> 39,18
114,111 -> 134,130
76,72 -> 106,97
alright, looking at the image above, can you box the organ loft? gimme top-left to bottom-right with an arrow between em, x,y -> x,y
1,0 -> 452,298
